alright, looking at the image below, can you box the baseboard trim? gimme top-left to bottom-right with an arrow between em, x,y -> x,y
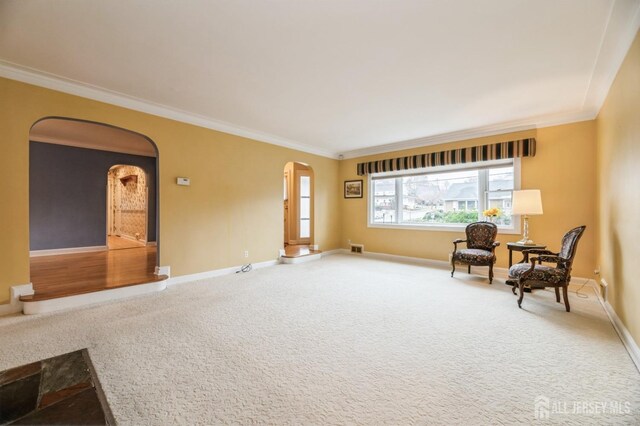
358,250 -> 451,270
155,265 -> 171,277
167,259 -> 279,286
591,279 -> 640,373
321,249 -> 346,257
351,249 -> 594,286
0,284 -> 34,316
22,280 -> 168,315
30,246 -> 107,257
118,234 -> 147,244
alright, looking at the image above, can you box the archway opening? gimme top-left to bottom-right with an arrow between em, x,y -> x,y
27,117 -> 161,301
107,164 -> 149,250
283,161 -> 318,258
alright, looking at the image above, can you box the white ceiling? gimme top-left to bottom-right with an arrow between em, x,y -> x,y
31,118 -> 157,157
1,1 -> 639,158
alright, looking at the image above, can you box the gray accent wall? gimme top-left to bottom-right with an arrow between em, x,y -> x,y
30,142 -> 157,250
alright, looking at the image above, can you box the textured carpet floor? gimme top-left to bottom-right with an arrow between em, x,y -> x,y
0,254 -> 639,425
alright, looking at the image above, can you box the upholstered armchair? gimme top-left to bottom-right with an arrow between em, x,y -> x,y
508,226 -> 586,312
451,222 -> 500,284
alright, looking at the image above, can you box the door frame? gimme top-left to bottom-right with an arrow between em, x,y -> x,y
107,164 -> 149,246
284,161 -> 314,246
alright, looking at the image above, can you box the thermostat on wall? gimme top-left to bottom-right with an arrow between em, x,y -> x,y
177,177 -> 190,186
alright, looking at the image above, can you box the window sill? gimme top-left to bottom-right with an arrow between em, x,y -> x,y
367,223 -> 521,235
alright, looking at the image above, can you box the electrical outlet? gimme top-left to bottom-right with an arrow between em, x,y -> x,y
348,239 -> 351,245
244,250 -> 249,258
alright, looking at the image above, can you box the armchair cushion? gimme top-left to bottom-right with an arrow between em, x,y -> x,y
508,263 -> 567,284
453,249 -> 495,265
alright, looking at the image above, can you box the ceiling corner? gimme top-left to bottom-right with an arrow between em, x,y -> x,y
582,0 -> 640,116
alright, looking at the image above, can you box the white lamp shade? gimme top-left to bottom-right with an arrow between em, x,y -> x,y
512,189 -> 543,215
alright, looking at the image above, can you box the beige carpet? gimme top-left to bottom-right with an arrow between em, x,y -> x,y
0,254 -> 639,425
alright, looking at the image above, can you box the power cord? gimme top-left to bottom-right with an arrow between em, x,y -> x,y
236,263 -> 252,274
574,278 -> 590,298
542,277 -> 590,298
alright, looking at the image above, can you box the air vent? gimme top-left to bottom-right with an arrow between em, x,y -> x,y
350,244 -> 364,254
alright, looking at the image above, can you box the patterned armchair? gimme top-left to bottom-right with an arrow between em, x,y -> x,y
451,222 -> 500,284
508,226 -> 586,312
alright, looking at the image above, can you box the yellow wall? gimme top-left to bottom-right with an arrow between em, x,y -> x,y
339,121 -> 597,278
0,77 -> 342,304
596,30 -> 640,345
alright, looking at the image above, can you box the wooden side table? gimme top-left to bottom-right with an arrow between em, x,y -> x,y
507,242 -> 547,268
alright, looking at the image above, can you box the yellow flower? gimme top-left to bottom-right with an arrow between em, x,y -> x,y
483,207 -> 501,217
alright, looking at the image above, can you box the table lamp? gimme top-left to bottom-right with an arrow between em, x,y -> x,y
512,189 -> 543,245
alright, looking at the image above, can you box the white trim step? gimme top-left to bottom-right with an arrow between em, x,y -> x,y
280,253 -> 322,264
0,284 -> 34,316
22,279 -> 168,315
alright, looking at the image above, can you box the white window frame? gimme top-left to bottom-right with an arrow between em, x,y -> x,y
367,158 -> 521,234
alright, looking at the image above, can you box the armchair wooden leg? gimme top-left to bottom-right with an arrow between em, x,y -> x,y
555,286 -> 561,303
451,259 -> 456,277
488,264 -> 494,284
562,284 -> 570,312
517,281 -> 525,308
467,265 -> 471,274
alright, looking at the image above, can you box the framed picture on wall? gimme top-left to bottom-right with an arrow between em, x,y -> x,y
344,180 -> 363,198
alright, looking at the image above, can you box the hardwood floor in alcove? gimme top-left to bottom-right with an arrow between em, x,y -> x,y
107,235 -> 146,250
22,246 -> 164,302
282,245 -> 321,258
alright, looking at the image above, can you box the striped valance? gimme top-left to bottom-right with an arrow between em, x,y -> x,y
356,138 -> 536,176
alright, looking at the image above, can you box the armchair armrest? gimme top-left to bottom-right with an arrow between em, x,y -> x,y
523,249 -> 557,256
452,239 -> 466,255
452,239 -> 466,249
490,241 -> 500,254
532,255 -> 562,264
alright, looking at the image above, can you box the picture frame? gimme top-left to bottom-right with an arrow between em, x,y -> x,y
344,179 -> 363,198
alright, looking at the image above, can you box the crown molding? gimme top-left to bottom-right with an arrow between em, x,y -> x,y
0,59 -> 602,162
340,0 -> 639,160
2,0 -> 637,164
339,110 -> 596,160
0,60 -> 339,159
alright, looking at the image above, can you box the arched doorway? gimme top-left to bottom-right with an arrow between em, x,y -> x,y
107,165 -> 149,249
283,162 -> 318,259
27,117 -> 161,302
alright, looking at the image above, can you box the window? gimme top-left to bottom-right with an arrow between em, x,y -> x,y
299,175 -> 311,238
369,160 -> 518,231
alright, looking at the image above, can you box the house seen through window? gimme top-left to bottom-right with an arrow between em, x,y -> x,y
370,161 -> 516,229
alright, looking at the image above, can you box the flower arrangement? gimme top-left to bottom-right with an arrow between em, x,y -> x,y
483,207 -> 501,219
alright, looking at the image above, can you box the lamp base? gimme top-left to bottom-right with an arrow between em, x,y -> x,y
518,215 -> 535,245
516,237 -> 536,245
